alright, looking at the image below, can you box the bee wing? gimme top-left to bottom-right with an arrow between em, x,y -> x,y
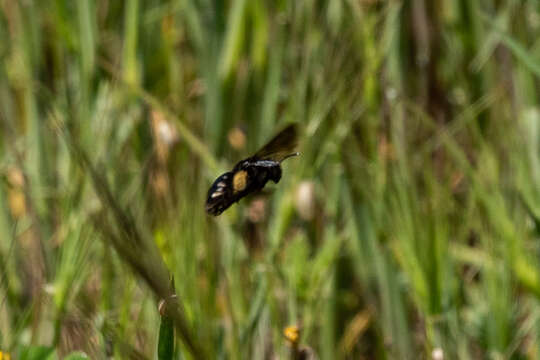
253,123 -> 298,162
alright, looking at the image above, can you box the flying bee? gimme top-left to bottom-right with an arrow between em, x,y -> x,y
205,123 -> 299,216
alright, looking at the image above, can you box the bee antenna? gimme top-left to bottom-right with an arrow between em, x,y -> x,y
281,152 -> 300,163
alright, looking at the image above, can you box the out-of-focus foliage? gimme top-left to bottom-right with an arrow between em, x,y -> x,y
0,0 -> 539,358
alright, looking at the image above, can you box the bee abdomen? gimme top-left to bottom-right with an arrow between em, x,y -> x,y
205,172 -> 234,215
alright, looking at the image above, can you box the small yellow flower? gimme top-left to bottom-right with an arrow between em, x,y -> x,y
0,351 -> 11,360
283,325 -> 300,345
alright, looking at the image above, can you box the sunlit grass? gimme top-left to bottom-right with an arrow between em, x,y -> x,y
0,1 -> 539,359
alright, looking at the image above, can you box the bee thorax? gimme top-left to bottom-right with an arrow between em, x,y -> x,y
233,170 -> 248,193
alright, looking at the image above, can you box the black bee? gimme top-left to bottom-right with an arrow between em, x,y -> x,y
205,123 -> 299,216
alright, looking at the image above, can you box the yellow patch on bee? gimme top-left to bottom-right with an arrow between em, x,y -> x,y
233,170 -> 248,193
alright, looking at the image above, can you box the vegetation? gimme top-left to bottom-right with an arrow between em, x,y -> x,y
1,0 -> 540,358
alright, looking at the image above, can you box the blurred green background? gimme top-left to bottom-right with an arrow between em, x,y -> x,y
1,0 -> 540,359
